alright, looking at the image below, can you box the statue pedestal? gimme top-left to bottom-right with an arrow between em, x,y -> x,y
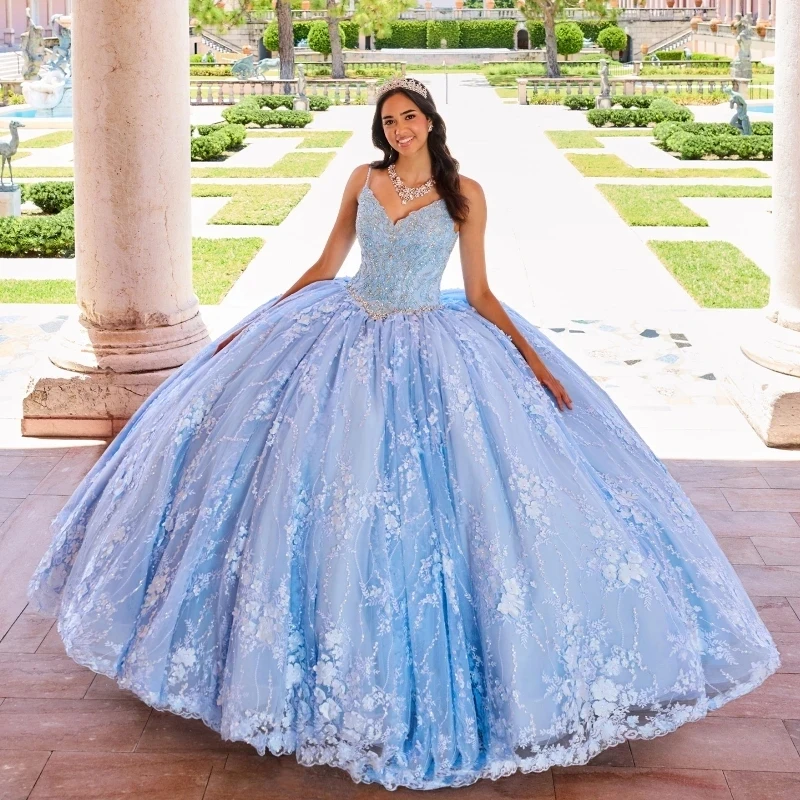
0,185 -> 21,217
293,95 -> 309,112
732,77 -> 751,100
595,96 -> 612,110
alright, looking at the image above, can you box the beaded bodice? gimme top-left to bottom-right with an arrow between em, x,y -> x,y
347,174 -> 459,320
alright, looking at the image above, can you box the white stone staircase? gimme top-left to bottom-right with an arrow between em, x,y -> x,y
0,50 -> 23,82
648,27 -> 693,55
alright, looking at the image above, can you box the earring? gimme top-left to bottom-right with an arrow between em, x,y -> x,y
428,123 -> 433,132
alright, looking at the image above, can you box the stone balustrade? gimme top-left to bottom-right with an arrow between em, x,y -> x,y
190,78 -> 379,105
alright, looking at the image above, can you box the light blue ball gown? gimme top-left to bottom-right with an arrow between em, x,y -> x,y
29,168 -> 779,791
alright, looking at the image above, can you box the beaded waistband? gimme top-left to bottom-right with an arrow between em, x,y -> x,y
346,281 -> 443,321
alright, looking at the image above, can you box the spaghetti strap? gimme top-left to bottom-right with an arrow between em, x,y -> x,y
363,165 -> 372,189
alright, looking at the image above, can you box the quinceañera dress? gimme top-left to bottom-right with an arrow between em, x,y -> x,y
30,167 -> 778,790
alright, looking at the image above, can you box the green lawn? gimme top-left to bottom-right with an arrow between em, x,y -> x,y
597,184 -> 773,226
648,240 -> 769,308
546,130 -> 658,149
247,130 -> 353,149
0,238 -> 264,304
569,154 -> 768,179
191,183 -> 310,225
12,167 -> 74,178
192,151 -> 335,179
23,131 -> 73,148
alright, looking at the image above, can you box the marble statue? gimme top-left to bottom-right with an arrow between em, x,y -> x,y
0,121 -> 25,189
21,13 -> 73,116
294,63 -> 309,112
724,86 -> 752,136
595,59 -> 612,110
20,9 -> 46,81
731,15 -> 753,81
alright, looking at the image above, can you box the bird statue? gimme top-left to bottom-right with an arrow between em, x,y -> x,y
0,121 -> 25,188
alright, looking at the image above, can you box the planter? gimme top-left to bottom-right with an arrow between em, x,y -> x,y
425,0 -> 432,7
301,0 -> 310,9
694,0 -> 703,7
690,16 -> 702,32
485,0 -> 496,8
666,0 -> 675,7
455,0 -> 464,7
640,43 -> 649,55
709,17 -> 720,33
756,21 -> 769,38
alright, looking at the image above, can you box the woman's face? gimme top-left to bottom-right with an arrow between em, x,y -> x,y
380,93 -> 430,157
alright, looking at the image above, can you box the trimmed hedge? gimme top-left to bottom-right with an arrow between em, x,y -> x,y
564,95 -> 654,111
0,206 -> 74,257
190,123 -> 247,160
525,21 -> 545,49
653,120 -> 773,160
576,20 -> 616,42
342,20 -> 359,49
459,20 -> 516,49
189,65 -> 232,77
376,19 -> 514,49
596,26 -> 627,54
376,20 -> 427,49
587,99 -> 693,128
222,103 -> 312,128
21,182 -> 74,214
240,94 -> 294,110
264,20 -> 315,50
427,20 -> 461,49
308,95 -> 332,111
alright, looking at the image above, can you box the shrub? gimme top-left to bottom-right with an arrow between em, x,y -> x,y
526,20 -> 545,49
587,100 -> 693,128
752,121 -> 773,136
293,21 -> 311,44
375,20 -> 427,49
564,95 -> 596,110
263,21 -> 280,52
527,93 -> 565,106
189,65 -> 232,77
426,20 -> 461,49
308,95 -> 331,111
577,20 -> 616,42
458,20 -> 516,49
251,95 -> 294,110
654,121 -> 773,160
21,182 -> 74,214
613,96 -> 653,109
596,26 -> 627,55
191,130 -> 227,160
190,54 -> 203,63
654,121 -> 740,142
555,22 -> 584,58
0,206 -> 74,257
308,21 -> 346,57
268,109 -> 313,128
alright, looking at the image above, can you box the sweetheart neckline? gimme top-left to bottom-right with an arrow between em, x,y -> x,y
361,184 -> 446,229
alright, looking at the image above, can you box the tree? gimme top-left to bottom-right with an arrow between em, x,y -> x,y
520,1 -> 611,78
326,0 -> 345,79
596,25 -> 627,58
556,22 -> 583,61
352,0 -> 417,43
190,0 -> 295,81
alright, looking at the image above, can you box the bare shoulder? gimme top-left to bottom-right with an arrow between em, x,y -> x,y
459,175 -> 485,202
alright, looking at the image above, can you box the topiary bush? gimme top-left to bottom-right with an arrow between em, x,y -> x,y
426,20 -> 461,49
577,20 -> 616,42
268,109 -> 313,128
564,95 -> 596,111
458,20 -> 516,49
666,132 -> 772,160
596,26 -> 627,55
341,20 -> 359,49
22,182 -> 74,214
308,21 -> 346,57
587,100 -> 693,128
263,21 -> 280,51
525,20 -> 545,49
555,22 -> 584,59
0,206 -> 74,257
308,95 -> 331,111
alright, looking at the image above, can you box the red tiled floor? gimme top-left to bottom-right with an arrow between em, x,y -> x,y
700,511 -> 800,538
751,597 -> 800,633
135,711 -> 252,754
724,490 -> 800,513
0,751 -> 50,800
716,538 -> 764,566
28,751 -> 220,800
784,720 -> 800,757
0,612 -> 54,654
552,767 -> 732,800
774,633 -> 800,674
735,566 -> 800,597
83,674 -> 136,701
665,462 -> 768,490
0,654 -> 94,700
0,698 -> 150,752
684,487 -> 731,512
629,718 -> 800,772
712,674 -> 800,718
752,537 -> 800,566
724,770 -> 800,800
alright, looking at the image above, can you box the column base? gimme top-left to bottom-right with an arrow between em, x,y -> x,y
22,354 -> 175,439
725,344 -> 800,449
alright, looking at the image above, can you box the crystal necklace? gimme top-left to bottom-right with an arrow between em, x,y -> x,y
388,163 -> 435,206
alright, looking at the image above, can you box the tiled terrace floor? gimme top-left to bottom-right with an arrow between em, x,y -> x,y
1,448 -> 800,800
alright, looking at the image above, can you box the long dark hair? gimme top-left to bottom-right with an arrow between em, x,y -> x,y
370,87 -> 470,225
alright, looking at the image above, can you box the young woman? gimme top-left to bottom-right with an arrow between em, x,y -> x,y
29,78 -> 778,791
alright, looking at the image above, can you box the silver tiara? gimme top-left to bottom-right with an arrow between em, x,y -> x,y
376,77 -> 429,100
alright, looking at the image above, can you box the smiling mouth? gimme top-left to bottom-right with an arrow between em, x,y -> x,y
396,136 -> 413,146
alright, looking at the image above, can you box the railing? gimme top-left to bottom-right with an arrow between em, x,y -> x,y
696,21 -> 775,42
190,78 -> 379,105
297,59 -> 406,75
516,74 -> 733,104
200,30 -> 240,54
649,28 -> 693,54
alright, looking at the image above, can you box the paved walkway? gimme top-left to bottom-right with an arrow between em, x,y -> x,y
1,75 -> 799,800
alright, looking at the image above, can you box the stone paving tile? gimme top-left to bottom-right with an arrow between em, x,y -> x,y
0,750 -> 51,800
759,467 -> 800,490
135,711 -> 252,754
551,767 -> 732,800
83,674 -> 137,701
700,511 -> 800,538
0,497 -> 23,527
724,770 -> 800,800
752,537 -> 800,566
0,698 -> 150,752
29,751 -> 220,800
0,653 -> 94,700
736,566 -> 800,597
0,455 -> 24,476
31,445 -> 107,496
629,718 -> 800,772
752,597 -> 800,633
8,455 -> 63,481
0,611 -> 54,654
684,487 -> 731,512
35,623 -> 65,656
210,754 -> 554,799
773,633 -> 800,674
711,674 -> 800,718
664,463 -> 770,489
724,490 -> 800,513
784,720 -> 800,757
716,538 -> 764,566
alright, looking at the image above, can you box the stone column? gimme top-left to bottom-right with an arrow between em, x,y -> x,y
726,2 -> 800,445
757,0 -> 769,22
4,0 -> 13,46
23,0 -> 209,438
